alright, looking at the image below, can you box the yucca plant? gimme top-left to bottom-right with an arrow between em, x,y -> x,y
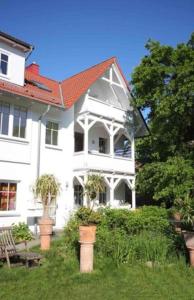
33,174 -> 60,217
84,174 -> 105,209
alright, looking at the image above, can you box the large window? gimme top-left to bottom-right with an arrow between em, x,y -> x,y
0,102 -> 27,139
0,182 -> 17,211
0,102 -> 10,135
45,121 -> 59,146
0,53 -> 8,75
74,185 -> 83,206
13,106 -> 27,138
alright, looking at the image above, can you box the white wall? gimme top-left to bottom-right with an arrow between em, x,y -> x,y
0,41 -> 26,86
0,97 -> 75,229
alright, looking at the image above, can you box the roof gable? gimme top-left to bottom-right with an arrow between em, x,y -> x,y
61,57 -> 122,108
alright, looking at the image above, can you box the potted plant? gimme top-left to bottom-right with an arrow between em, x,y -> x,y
77,174 -> 104,272
33,174 -> 60,250
178,195 -> 194,266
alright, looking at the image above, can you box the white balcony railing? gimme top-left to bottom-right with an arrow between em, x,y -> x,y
73,151 -> 135,174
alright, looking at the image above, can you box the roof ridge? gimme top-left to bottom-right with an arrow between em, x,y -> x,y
61,56 -> 116,83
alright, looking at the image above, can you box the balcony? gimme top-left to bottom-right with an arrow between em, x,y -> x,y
73,151 -> 135,174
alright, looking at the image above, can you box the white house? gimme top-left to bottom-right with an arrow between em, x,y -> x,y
0,31 -> 148,230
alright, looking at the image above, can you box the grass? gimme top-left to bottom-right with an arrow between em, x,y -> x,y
0,239 -> 194,300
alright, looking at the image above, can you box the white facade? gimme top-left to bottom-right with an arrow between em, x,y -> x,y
0,34 -> 146,231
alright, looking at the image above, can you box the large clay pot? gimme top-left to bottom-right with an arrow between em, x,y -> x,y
182,231 -> 194,267
79,225 -> 96,243
38,217 -> 53,250
79,225 -> 96,273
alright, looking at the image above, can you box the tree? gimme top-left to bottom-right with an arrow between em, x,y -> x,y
132,33 -> 194,162
131,33 -> 194,206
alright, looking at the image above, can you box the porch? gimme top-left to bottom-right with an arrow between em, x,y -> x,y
73,172 -> 135,209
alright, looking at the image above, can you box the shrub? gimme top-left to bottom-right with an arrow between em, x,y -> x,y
12,222 -> 33,244
63,206 -> 180,266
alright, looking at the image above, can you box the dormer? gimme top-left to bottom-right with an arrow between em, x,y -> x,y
0,31 -> 33,86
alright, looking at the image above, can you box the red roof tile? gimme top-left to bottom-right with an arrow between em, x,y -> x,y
0,57 -> 129,108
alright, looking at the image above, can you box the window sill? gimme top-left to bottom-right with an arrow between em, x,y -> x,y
45,144 -> 63,151
0,73 -> 10,80
0,211 -> 20,217
0,135 -> 29,144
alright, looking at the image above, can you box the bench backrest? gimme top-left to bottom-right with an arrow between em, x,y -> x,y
0,227 -> 17,258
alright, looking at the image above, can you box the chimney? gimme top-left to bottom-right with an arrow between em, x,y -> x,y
26,62 -> 40,75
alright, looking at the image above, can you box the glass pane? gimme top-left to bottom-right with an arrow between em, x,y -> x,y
2,112 -> 9,135
52,122 -> 58,130
8,183 -> 16,210
20,109 -> 27,119
14,106 -> 20,117
20,118 -> 26,138
2,103 -> 10,114
52,130 -> 58,145
46,121 -> 52,129
1,54 -> 8,62
46,129 -> 51,144
13,117 -> 19,137
0,183 -> 8,211
1,61 -> 8,75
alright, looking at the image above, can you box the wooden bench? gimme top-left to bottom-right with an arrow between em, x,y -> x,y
0,227 -> 43,268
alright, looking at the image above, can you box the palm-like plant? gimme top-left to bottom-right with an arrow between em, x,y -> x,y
33,174 -> 60,217
84,174 -> 105,208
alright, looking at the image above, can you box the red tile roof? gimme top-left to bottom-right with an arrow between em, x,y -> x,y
61,57 -> 116,108
0,57 -> 129,108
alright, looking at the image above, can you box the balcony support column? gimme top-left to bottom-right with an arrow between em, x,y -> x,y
84,115 -> 89,167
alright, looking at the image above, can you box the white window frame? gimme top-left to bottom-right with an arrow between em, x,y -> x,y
0,51 -> 10,79
0,181 -> 17,212
45,120 -> 60,147
0,101 -> 28,142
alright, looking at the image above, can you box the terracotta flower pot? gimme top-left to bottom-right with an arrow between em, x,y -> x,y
79,225 -> 96,273
188,247 -> 194,267
79,225 -> 96,243
38,217 -> 53,250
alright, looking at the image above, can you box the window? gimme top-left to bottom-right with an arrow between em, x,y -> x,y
0,53 -> 8,75
74,185 -> 83,206
99,187 -> 106,205
13,106 -> 27,138
74,132 -> 84,152
99,137 -> 107,154
0,102 -> 10,135
46,121 -> 59,146
0,182 -> 17,211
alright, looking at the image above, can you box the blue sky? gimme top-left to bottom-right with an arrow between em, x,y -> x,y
1,0 -> 194,81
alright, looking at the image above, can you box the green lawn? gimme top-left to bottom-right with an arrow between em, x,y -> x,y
0,240 -> 194,300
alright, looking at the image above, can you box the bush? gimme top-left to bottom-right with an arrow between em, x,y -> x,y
12,222 -> 33,243
63,206 -> 181,266
100,206 -> 170,234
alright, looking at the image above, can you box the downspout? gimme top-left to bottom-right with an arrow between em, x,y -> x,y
36,105 -> 51,178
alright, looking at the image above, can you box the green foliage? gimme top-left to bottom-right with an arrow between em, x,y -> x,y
64,206 -> 180,266
132,33 -> 194,161
100,206 -> 170,234
12,222 -> 33,243
75,207 -> 102,225
131,33 -> 194,207
136,156 -> 194,206
84,174 -> 105,207
33,174 -> 60,216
